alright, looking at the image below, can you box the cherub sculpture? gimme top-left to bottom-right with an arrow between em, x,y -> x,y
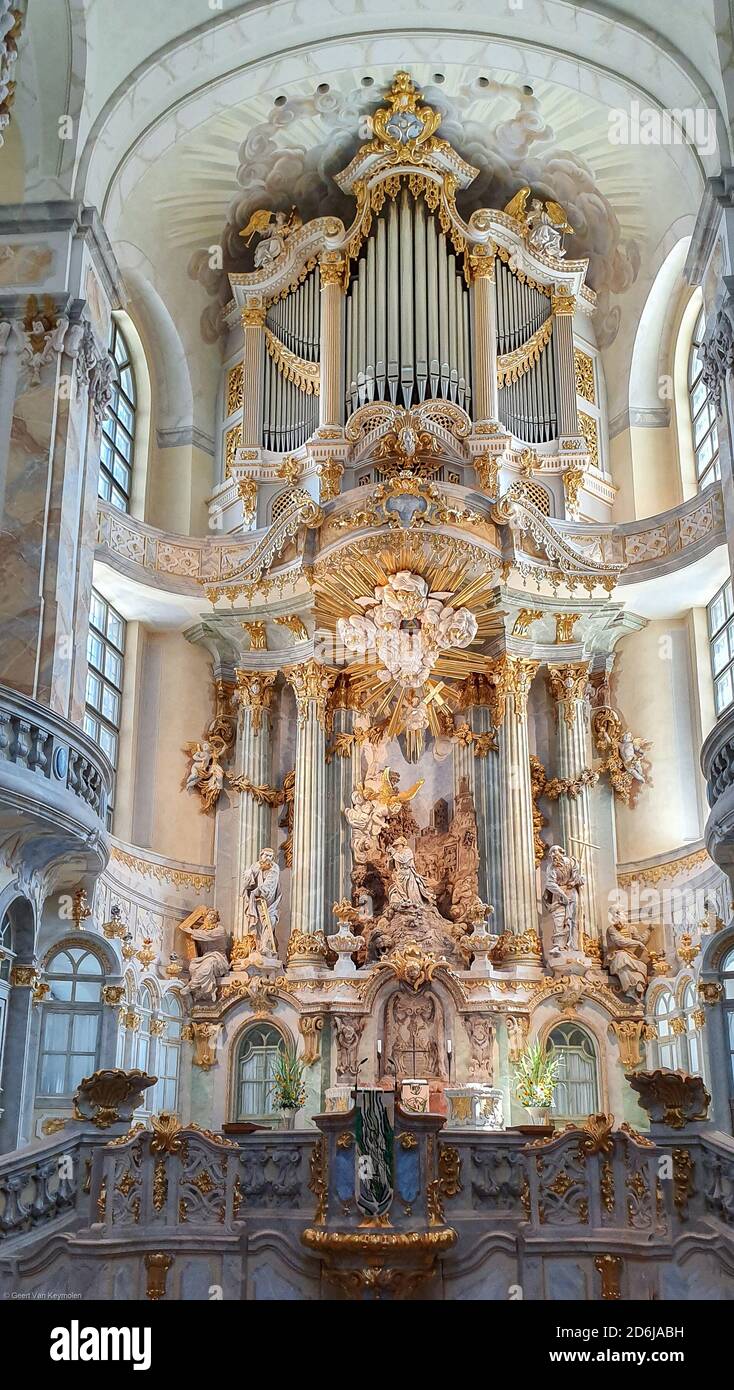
239,206 -> 302,270
183,736 -> 227,812
503,186 -> 572,258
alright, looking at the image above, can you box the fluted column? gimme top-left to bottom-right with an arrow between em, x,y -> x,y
240,302 -> 266,446
284,660 -> 338,949
547,662 -> 600,945
469,246 -> 498,424
455,681 -> 503,923
319,255 -> 346,427
324,701 -> 357,922
494,657 -> 540,949
232,670 -> 277,941
551,288 -> 579,438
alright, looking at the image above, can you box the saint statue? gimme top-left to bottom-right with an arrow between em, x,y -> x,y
542,844 -> 584,952
387,836 -> 436,910
179,907 -> 229,1004
242,848 -> 281,957
605,907 -> 651,999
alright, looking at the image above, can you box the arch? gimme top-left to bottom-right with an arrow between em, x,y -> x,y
545,1020 -> 600,1122
36,942 -> 105,1099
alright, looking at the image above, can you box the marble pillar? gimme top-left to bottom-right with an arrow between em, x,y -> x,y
468,706 -> 504,925
551,290 -> 579,438
284,660 -> 338,946
547,662 -> 600,945
324,703 -> 356,925
232,670 -> 277,941
240,304 -> 266,446
318,257 -> 345,427
469,249 -> 498,423
495,657 -> 540,949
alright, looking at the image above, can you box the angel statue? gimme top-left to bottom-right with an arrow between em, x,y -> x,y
239,206 -> 302,270
618,729 -> 647,785
503,186 -> 572,259
184,737 -> 227,812
179,907 -> 229,1005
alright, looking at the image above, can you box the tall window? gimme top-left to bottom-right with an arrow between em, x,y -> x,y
682,980 -> 701,1075
708,579 -> 734,716
37,947 -> 103,1097
154,994 -> 182,1113
234,1023 -> 285,1123
654,988 -> 683,1069
84,589 -> 125,822
0,912 -> 14,1118
99,320 -> 136,512
547,1023 -> 599,1121
688,308 -> 720,491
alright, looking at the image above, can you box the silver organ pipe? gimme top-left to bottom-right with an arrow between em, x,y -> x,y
495,257 -> 557,443
261,266 -> 320,451
344,193 -> 472,417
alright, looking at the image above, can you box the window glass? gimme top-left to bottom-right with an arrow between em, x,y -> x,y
688,308 -> 720,490
98,321 -> 136,512
85,589 -> 125,826
709,580 -> 734,716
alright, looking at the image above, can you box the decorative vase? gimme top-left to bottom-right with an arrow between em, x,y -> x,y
526,1105 -> 550,1126
279,1107 -> 297,1130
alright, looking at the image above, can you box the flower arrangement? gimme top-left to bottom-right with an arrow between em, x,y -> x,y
514,1040 -> 559,1110
269,1044 -> 307,1112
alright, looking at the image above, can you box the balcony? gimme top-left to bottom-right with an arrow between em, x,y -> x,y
0,685 -> 112,879
702,702 -> 734,872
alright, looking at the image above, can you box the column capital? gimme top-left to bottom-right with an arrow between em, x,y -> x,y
319,252 -> 348,290
234,669 -> 278,734
467,243 -> 496,283
241,303 -> 267,328
551,286 -> 576,315
490,654 -> 540,723
546,661 -> 591,726
284,659 -> 338,729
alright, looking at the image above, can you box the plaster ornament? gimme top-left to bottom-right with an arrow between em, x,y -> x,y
179,907 -> 229,1004
242,848 -> 281,957
239,205 -> 302,269
333,1014 -> 366,1081
604,907 -> 651,1000
183,736 -> 227,812
336,569 -> 477,689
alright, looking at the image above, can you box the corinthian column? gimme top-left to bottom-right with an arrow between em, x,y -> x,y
546,662 -> 600,946
493,656 -> 541,960
240,302 -> 266,446
231,670 -> 278,945
319,255 -> 346,428
469,246 -> 498,423
284,659 -> 338,960
455,675 -> 503,923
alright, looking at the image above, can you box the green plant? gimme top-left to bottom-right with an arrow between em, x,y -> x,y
514,1040 -> 559,1109
269,1043 -> 307,1111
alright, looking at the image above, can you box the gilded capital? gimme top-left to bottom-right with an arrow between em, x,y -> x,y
551,287 -> 576,316
547,662 -> 590,727
319,253 -> 348,290
488,654 -> 539,723
467,244 -> 496,283
235,669 -> 278,734
241,304 -> 267,328
284,659 -> 338,730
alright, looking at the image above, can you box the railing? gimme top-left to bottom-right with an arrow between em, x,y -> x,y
0,685 -> 112,824
701,704 -> 734,869
0,1129 -> 107,1242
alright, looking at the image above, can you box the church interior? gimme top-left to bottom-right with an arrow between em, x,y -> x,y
2,0 -> 734,1304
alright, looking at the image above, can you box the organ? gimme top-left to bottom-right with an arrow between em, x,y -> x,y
219,71 -> 607,532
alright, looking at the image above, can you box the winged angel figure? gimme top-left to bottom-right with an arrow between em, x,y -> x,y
503,186 -> 572,259
239,206 -> 302,270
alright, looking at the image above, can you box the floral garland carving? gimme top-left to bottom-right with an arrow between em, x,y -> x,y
264,327 -> 320,394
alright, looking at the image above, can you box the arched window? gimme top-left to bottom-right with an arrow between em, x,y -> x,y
154,993 -> 182,1114
682,980 -> 701,1075
234,1023 -> 285,1123
547,1023 -> 599,1121
654,987 -> 683,1069
37,947 -> 104,1097
688,308 -> 720,491
0,912 -> 15,1117
133,984 -> 156,1089
99,320 -> 136,512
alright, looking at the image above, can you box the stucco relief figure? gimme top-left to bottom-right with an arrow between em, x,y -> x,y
503,187 -> 572,258
542,844 -> 584,952
239,206 -> 302,269
184,737 -> 226,812
605,908 -> 651,1000
179,907 -> 229,1004
388,836 -> 436,909
618,730 -> 647,785
386,990 -> 442,1079
242,848 -> 281,957
337,570 -> 477,689
333,1015 -> 366,1081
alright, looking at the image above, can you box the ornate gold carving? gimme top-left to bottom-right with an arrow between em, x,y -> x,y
547,662 -> 589,725
398,1132 -> 418,1150
529,754 -> 548,864
512,608 -> 542,638
497,315 -> 553,387
319,252 -> 349,290
465,244 -> 496,283
144,1252 -> 173,1302
438,1146 -> 463,1199
492,929 -> 543,963
562,464 -> 585,513
227,362 -> 244,415
224,424 -> 241,479
71,888 -> 93,931
236,475 -> 258,523
578,411 -> 599,469
41,1117 -> 68,1136
574,348 -> 595,403
109,846 -> 214,893
284,659 -> 338,729
610,1019 -> 644,1069
241,305 -> 266,328
72,1069 -> 156,1128
474,451 -> 499,493
594,1253 -> 622,1300
191,1023 -> 218,1070
264,327 -> 320,394
369,71 -> 443,163
234,669 -> 277,734
317,459 -> 344,502
274,614 -> 309,642
698,980 -> 723,1004
490,654 -> 539,723
628,1070 -> 711,1129
298,1014 -> 324,1066
580,1113 -> 615,1156
308,1138 -> 328,1224
551,286 -> 576,316
672,1147 -> 695,1218
241,620 -> 267,651
382,942 -> 441,992
102,985 -> 125,1007
10,964 -> 37,988
286,929 -> 330,965
554,612 -> 580,644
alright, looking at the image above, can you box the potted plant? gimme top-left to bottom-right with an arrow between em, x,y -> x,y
269,1043 -> 307,1129
514,1040 -> 559,1125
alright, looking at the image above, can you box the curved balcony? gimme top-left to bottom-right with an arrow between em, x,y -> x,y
702,703 -> 734,872
0,685 -> 112,878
